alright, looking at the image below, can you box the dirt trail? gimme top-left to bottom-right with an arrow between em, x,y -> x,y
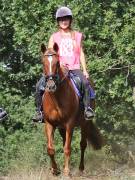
0,168 -> 135,180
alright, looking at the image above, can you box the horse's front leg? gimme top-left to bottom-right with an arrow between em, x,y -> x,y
45,122 -> 59,175
63,126 -> 73,176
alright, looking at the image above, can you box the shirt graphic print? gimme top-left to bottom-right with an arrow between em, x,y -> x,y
59,38 -> 73,57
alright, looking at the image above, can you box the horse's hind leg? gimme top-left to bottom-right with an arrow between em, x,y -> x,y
45,122 -> 60,175
79,125 -> 87,172
58,128 -> 66,146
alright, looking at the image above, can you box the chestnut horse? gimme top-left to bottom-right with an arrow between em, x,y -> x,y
41,43 -> 103,176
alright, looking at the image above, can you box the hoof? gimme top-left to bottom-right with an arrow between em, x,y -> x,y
51,168 -> 61,176
63,169 -> 72,177
79,165 -> 84,172
78,169 -> 84,176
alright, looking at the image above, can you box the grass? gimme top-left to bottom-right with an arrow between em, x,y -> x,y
1,126 -> 135,179
1,147 -> 135,180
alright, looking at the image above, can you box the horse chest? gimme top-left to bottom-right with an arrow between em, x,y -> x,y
49,107 -> 63,120
43,86 -> 78,122
44,98 -> 66,121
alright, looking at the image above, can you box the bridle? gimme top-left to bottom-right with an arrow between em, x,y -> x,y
43,52 -> 69,87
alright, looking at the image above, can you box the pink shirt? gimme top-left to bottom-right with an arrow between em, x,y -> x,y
53,31 -> 82,70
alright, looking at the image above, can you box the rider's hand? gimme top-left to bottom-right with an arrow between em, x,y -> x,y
83,70 -> 89,79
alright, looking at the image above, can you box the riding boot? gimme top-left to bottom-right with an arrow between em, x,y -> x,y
32,76 -> 46,123
84,106 -> 94,120
0,108 -> 8,121
83,77 -> 94,120
83,85 -> 95,120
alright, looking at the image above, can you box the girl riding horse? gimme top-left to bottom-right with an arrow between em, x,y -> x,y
32,6 -> 95,122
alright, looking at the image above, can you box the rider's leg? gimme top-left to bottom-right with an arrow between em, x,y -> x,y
71,70 -> 95,120
32,76 -> 45,122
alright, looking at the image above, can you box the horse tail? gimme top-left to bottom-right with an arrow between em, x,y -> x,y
85,120 -> 104,150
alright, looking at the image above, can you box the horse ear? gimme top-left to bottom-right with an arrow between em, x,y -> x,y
41,43 -> 46,54
53,43 -> 59,52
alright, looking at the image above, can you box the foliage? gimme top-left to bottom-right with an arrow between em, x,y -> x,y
0,0 -> 135,174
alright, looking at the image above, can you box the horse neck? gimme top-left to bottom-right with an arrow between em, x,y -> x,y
57,68 -> 70,91
53,68 -> 74,99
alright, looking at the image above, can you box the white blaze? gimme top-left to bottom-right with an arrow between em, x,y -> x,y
48,55 -> 53,74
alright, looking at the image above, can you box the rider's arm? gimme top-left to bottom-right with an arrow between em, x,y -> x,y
48,35 -> 54,48
80,38 -> 89,78
80,46 -> 87,72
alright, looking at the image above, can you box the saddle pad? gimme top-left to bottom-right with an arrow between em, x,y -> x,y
70,73 -> 96,99
70,78 -> 82,98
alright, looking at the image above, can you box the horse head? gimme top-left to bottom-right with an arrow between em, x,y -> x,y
41,43 -> 60,92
